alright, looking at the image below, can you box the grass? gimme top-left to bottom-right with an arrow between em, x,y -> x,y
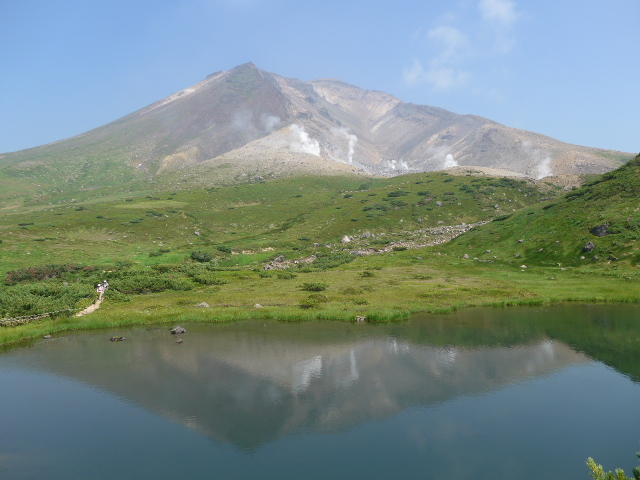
1,159 -> 639,347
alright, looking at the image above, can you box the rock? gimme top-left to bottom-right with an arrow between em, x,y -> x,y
43,335 -> 52,339
593,256 -> 599,261
520,265 -> 527,269
176,338 -> 184,344
463,254 -> 470,259
195,302 -> 210,308
274,255 -> 285,263
436,201 -> 443,207
517,239 -> 524,243
341,235 -> 352,244
109,336 -> 125,342
583,241 -> 596,252
609,255 -> 618,261
171,326 -> 187,335
254,304 -> 263,308
356,315 -> 367,323
590,224 -> 609,237
515,253 -> 521,258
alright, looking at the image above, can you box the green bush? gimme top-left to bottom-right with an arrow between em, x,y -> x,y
587,452 -> 640,480
216,245 -> 232,254
113,274 -> 193,294
191,251 -> 212,262
191,273 -> 227,286
300,282 -> 328,292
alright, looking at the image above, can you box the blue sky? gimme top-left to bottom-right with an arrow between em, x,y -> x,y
1,0 -> 638,154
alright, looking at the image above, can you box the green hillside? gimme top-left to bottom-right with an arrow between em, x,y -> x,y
444,154 -> 640,268
2,160 -> 640,347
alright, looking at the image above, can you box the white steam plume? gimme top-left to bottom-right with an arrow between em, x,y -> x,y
536,157 -> 553,179
331,127 -> 358,164
289,124 -> 320,156
444,153 -> 458,169
386,159 -> 409,171
260,114 -> 281,134
522,141 -> 554,179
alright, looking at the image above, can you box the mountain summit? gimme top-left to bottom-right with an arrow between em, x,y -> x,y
0,63 -> 631,201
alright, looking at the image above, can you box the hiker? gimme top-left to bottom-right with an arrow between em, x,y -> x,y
97,283 -> 105,300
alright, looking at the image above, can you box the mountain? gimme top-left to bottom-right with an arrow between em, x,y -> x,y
0,63 -> 632,204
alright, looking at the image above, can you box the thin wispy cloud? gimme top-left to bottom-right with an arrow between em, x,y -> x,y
403,0 -> 521,92
402,60 -> 470,91
479,0 -> 521,54
479,0 -> 520,27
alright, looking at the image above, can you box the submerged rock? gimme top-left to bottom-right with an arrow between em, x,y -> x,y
171,326 -> 187,335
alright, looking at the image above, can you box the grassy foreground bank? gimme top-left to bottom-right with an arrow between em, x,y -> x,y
2,249 -> 639,348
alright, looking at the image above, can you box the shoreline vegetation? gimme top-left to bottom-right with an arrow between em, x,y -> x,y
2,250 -> 639,348
2,159 -> 639,349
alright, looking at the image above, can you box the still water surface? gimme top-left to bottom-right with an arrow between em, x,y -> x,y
1,304 -> 640,479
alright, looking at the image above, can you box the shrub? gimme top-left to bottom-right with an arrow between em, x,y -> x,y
341,286 -> 364,295
191,251 -> 212,262
387,191 -> 409,197
216,245 -> 232,254
300,282 -> 328,292
148,248 -> 170,257
276,271 -> 298,280
586,452 -> 640,480
311,252 -> 356,270
113,274 -> 193,294
191,273 -> 227,286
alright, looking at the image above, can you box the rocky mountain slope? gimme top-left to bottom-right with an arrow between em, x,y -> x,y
0,63 -> 632,204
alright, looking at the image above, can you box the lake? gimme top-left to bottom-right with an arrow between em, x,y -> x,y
1,304 -> 639,479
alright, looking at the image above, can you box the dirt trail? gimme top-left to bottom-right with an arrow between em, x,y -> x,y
75,298 -> 103,316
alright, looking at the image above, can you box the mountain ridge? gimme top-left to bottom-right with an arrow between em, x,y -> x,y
0,63 -> 632,205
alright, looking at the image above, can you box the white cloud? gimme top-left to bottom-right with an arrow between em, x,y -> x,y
479,0 -> 520,27
402,0 -> 522,92
428,25 -> 470,62
479,0 -> 521,54
402,59 -> 470,91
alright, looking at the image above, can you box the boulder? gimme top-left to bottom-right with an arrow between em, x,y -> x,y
171,326 -> 187,335
590,224 -> 609,237
583,241 -> 596,252
195,302 -> 210,308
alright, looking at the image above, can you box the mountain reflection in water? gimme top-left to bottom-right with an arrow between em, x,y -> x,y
14,319 -> 589,450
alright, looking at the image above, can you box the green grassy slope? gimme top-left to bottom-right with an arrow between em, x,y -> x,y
444,154 -> 640,268
2,161 -> 640,347
0,172 -> 555,274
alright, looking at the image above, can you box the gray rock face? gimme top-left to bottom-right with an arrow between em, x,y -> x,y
583,241 -> 596,252
590,224 -> 609,237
